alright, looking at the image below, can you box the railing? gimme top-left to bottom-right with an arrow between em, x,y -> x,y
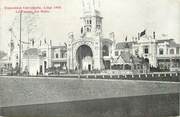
56,72 -> 180,82
0,72 -> 179,82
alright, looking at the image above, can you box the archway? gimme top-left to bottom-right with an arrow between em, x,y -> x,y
76,45 -> 93,70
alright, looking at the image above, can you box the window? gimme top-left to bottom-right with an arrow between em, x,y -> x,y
144,46 -> 149,54
55,53 -> 59,58
124,64 -> 131,70
86,19 -> 91,25
170,49 -> 174,54
159,48 -> 164,55
42,51 -> 46,57
115,51 -> 119,56
16,62 -> 18,67
87,27 -> 91,32
44,61 -> 47,72
61,52 -> 65,58
176,47 -> 179,54
16,55 -> 18,59
102,45 -> 109,56
135,49 -> 139,56
44,53 -> 47,57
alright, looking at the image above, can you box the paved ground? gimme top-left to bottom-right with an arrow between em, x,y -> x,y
1,93 -> 179,117
0,76 -> 179,117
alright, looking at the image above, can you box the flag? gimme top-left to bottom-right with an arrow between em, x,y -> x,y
125,36 -> 127,42
64,43 -> 67,47
140,30 -> 146,37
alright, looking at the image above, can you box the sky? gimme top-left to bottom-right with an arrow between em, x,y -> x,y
0,0 -> 180,52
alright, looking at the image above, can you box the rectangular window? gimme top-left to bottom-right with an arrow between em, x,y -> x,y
16,55 -> 18,59
159,49 -> 164,55
115,51 -> 119,56
144,47 -> 149,54
170,49 -> 174,54
55,53 -> 59,58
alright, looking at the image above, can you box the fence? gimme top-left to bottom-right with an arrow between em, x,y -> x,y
1,72 -> 179,82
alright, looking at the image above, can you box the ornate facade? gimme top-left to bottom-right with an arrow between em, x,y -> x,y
3,0 -> 180,75
67,0 -> 104,71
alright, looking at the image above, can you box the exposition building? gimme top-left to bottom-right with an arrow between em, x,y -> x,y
1,0 -> 180,75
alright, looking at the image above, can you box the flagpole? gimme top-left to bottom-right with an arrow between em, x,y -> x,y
19,11 -> 22,75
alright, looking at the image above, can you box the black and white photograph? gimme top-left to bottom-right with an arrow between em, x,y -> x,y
0,0 -> 180,117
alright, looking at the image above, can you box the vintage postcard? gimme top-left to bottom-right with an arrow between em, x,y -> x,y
0,0 -> 180,117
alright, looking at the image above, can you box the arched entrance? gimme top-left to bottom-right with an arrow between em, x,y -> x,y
76,45 -> 93,71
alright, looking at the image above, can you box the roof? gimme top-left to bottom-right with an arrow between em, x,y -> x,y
51,45 -> 66,49
23,48 -> 41,57
112,52 -> 142,64
120,52 -> 141,63
116,42 -> 133,49
0,51 -> 7,60
157,39 -> 173,43
169,40 -> 180,47
157,39 -> 180,47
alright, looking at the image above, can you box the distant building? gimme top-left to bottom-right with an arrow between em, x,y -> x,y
21,41 -> 67,75
7,0 -> 180,75
66,0 -> 150,73
156,39 -> 180,72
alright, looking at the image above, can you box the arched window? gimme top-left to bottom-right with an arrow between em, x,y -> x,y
170,49 -> 174,54
102,45 -> 109,56
81,27 -> 83,34
144,58 -> 149,63
90,20 -> 92,24
159,48 -> 164,55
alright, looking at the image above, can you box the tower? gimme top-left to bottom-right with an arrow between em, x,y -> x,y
67,0 -> 104,71
81,0 -> 103,37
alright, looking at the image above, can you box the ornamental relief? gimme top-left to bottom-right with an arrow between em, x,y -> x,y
72,40 -> 94,47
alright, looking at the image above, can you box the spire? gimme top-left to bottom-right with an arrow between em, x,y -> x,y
82,0 -> 100,14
